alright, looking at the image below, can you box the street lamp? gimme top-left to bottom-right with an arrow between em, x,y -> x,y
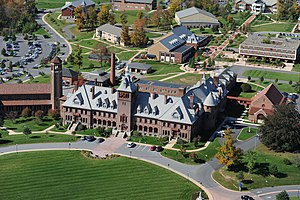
68,142 -> 71,151
129,150 -> 132,159
16,144 -> 18,154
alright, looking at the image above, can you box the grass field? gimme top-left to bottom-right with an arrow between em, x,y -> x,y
191,28 -> 214,35
136,60 -> 183,75
213,144 -> 300,191
117,51 -> 138,61
252,80 -> 298,93
165,73 -> 203,85
25,75 -> 51,84
143,74 -> 172,81
75,39 -> 106,49
70,44 -> 91,53
0,151 -> 200,200
4,117 -> 57,132
161,138 -> 221,164
44,12 -> 69,38
0,132 -> 77,146
243,70 -> 299,82
227,35 -> 247,48
250,23 -> 296,32
68,26 -> 95,42
146,32 -> 163,38
239,84 -> 263,99
34,27 -> 51,38
128,135 -> 168,146
237,127 -> 258,141
114,10 -> 146,25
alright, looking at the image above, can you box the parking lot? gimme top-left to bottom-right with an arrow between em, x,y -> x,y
0,35 -> 67,83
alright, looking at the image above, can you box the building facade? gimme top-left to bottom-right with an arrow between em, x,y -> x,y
61,0 -> 95,20
112,0 -> 156,11
235,0 -> 277,13
61,69 -> 236,141
95,24 -> 123,46
239,34 -> 300,62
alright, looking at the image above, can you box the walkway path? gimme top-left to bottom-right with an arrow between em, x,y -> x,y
63,24 -> 77,40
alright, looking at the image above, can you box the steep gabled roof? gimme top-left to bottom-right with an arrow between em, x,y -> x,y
176,7 -> 218,21
61,0 -> 95,10
251,84 -> 284,105
96,24 -> 122,37
62,68 -> 79,78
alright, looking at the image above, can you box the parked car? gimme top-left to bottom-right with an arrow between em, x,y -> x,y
86,136 -> 96,142
241,195 -> 254,200
150,146 -> 156,151
80,136 -> 87,141
98,138 -> 105,143
127,142 -> 136,148
155,146 -> 163,152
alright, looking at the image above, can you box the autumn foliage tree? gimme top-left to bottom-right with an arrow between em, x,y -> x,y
215,129 -> 242,167
130,19 -> 148,47
21,107 -> 31,118
121,24 -> 131,46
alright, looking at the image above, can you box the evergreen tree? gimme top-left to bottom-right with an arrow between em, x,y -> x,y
121,24 -> 130,46
120,11 -> 128,25
276,190 -> 289,200
97,5 -> 110,25
74,45 -> 83,69
130,19 -> 148,47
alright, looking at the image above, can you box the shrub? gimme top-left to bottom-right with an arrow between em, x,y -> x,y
276,190 -> 289,200
236,171 -> 244,180
132,130 -> 141,137
283,158 -> 292,165
241,83 -> 252,92
269,164 -> 278,176
289,80 -> 292,85
23,127 -> 32,136
247,76 -> 251,81
21,107 -> 31,118
48,109 -> 60,120
260,76 -> 264,82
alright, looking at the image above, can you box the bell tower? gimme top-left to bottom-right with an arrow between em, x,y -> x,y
50,56 -> 63,110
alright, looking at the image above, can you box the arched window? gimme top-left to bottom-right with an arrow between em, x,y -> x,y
144,126 -> 148,132
103,120 -> 106,126
154,128 -> 158,133
149,127 -> 153,133
139,125 -> 142,131
112,121 -> 116,127
98,119 -> 101,125
108,121 -> 111,127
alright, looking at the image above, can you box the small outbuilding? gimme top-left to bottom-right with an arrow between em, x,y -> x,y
128,62 -> 152,74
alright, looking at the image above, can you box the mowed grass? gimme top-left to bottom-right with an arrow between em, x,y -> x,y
252,80 -> 299,93
117,51 -> 138,60
237,127 -> 258,141
250,23 -> 296,32
114,10 -> 145,25
243,70 -> 299,82
213,144 -> 300,190
0,151 -> 200,200
135,60 -> 182,75
36,0 -> 110,9
0,132 -> 77,146
165,73 -> 207,85
44,11 -> 69,37
25,75 -> 51,84
4,117 -> 57,132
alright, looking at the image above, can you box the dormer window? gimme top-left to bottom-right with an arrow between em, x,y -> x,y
73,97 -> 80,105
172,112 -> 180,119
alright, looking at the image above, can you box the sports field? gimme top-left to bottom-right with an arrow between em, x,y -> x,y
0,151 -> 199,200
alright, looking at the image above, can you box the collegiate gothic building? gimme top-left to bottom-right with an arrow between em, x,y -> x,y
61,69 -> 236,142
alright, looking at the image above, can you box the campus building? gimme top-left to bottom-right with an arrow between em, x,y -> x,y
96,24 -> 123,46
61,0 -> 95,20
148,26 -> 209,63
112,0 -> 157,11
248,84 -> 286,122
175,7 -> 220,28
235,0 -> 277,13
0,57 -> 63,113
239,34 -> 300,62
61,69 -> 237,142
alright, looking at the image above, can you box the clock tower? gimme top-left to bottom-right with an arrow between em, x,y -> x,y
116,73 -> 137,132
50,56 -> 63,110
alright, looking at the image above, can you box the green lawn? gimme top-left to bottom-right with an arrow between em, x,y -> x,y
250,23 -> 296,32
250,14 -> 272,26
0,151 -> 200,200
161,138 -> 221,164
0,132 -> 77,146
114,10 -> 146,25
191,28 -> 214,35
209,35 -> 227,46
107,46 -> 125,54
173,141 -> 205,150
243,70 -> 299,82
4,117 -> 57,132
128,136 -> 168,146
227,35 -> 247,48
237,127 -> 258,141
213,144 -> 300,191
239,84 -> 263,99
44,11 -> 70,38
68,26 -> 95,42
50,125 -> 68,132
252,80 -> 299,93
71,44 -> 91,54
293,64 -> 300,72
291,197 -> 300,200
117,51 -> 138,61
25,75 -> 50,84
165,73 -> 203,85
135,60 -> 182,75
146,32 -> 163,38
34,27 -> 51,38
75,39 -> 109,49
143,74 -> 172,81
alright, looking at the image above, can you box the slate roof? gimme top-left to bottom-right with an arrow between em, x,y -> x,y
124,0 -> 153,3
61,0 -> 95,10
83,69 -> 110,83
136,79 -> 187,89
173,45 -> 193,53
128,62 -> 152,70
160,34 -> 186,51
251,84 -> 284,105
96,24 -> 122,37
175,7 -> 219,23
62,68 -> 79,78
0,84 -> 51,95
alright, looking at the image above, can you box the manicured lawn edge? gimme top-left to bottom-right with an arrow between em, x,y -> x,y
237,127 -> 258,141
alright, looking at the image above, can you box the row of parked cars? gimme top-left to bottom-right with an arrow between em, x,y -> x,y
127,142 -> 164,152
19,42 -> 42,67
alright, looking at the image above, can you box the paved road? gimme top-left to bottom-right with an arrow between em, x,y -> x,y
63,24 -> 77,40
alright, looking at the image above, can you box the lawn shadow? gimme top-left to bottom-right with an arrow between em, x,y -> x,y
253,163 -> 270,177
195,159 -> 205,164
275,172 -> 288,178
7,127 -> 17,130
30,136 -> 41,139
242,179 -> 254,184
0,139 -> 13,144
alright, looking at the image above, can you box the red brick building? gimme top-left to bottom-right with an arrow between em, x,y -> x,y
61,0 -> 95,19
249,84 -> 286,123
112,0 -> 156,11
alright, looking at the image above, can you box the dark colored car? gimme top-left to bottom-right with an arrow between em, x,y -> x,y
98,138 -> 105,143
156,146 -> 163,152
150,146 -> 156,151
86,136 -> 96,142
241,195 -> 254,200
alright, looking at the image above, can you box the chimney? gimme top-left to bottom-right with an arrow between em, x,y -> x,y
164,95 -> 168,104
91,86 -> 95,99
111,87 -> 115,94
94,78 -> 98,86
213,75 -> 219,86
110,52 -> 116,86
151,93 -> 156,100
189,94 -> 194,109
75,81 -> 79,91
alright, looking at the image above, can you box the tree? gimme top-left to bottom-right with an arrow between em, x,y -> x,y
215,130 -> 242,167
137,10 -> 144,19
289,80 -> 292,85
8,61 -> 13,71
6,111 -> 18,122
1,48 -> 6,56
236,171 -> 244,181
97,5 -> 110,25
260,104 -> 300,152
86,7 -> 97,29
23,127 -> 32,137
121,24 -> 131,46
35,110 -> 44,122
74,45 -> 83,69
189,152 -> 198,162
243,151 -> 257,173
1,61 -> 5,69
260,76 -> 264,82
241,83 -> 252,92
48,109 -> 60,120
21,107 -> 31,118
130,19 -> 148,47
108,13 -> 116,25
189,57 -> 195,68
276,190 -> 289,200
248,76 -> 251,81
93,43 -> 107,67
202,61 -> 207,69
120,11 -> 128,25
275,78 -> 278,83
169,0 -> 181,16
74,7 -> 85,30
269,164 -> 279,176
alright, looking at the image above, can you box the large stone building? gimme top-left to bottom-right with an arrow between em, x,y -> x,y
112,0 -> 157,11
175,7 -> 220,28
61,69 -> 236,141
95,24 -> 123,46
239,33 -> 300,63
249,84 -> 286,122
235,0 -> 277,13
148,26 -> 209,63
61,0 -> 95,20
0,57 -> 63,114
